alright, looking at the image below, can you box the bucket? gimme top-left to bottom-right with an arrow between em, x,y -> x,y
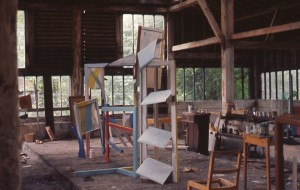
188,105 -> 196,113
89,149 -> 95,159
24,133 -> 35,142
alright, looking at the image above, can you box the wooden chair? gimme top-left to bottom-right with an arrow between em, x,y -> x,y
187,149 -> 242,190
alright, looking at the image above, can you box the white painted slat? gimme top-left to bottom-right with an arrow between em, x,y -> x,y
141,90 -> 171,105
109,54 -> 136,66
136,157 -> 173,185
138,127 -> 172,148
137,39 -> 162,69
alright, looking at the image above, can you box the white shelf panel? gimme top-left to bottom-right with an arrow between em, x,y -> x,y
137,39 -> 162,69
141,90 -> 171,106
138,127 -> 172,148
136,157 -> 172,185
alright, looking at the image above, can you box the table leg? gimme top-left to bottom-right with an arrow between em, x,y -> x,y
266,141 -> 270,190
243,140 -> 247,190
275,123 -> 284,190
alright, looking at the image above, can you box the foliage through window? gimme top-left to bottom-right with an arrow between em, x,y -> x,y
177,67 -> 249,101
52,76 -> 70,116
104,75 -> 134,106
123,14 -> 164,56
17,11 -> 25,68
261,69 -> 300,100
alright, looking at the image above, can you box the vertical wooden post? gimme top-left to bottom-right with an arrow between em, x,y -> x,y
0,1 -> 20,189
140,67 -> 148,164
251,54 -> 259,99
221,0 -> 234,114
72,8 -> 82,96
167,13 -> 174,61
43,76 -> 55,133
170,61 -> 178,182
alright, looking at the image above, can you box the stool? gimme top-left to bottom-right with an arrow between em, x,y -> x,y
243,134 -> 273,190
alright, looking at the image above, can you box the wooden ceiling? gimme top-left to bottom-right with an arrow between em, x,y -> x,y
18,0 -> 300,71
19,0 -> 300,46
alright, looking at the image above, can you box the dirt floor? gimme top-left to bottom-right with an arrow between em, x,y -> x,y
20,137 -> 297,190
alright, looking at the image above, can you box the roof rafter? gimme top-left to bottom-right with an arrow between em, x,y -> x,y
168,0 -> 197,12
197,0 -> 223,43
172,37 -> 219,51
232,21 -> 300,40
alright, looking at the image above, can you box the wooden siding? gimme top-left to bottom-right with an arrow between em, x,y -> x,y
81,11 -> 118,64
31,10 -> 73,74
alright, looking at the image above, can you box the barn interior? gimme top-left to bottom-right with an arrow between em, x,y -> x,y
1,0 -> 300,189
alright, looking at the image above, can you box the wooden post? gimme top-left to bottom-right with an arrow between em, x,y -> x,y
71,8 -> 82,96
221,0 -> 234,114
170,61 -> 178,182
43,76 -> 55,133
167,13 -> 175,61
141,66 -> 148,164
0,0 -> 20,189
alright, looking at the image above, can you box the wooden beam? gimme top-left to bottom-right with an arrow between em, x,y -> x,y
172,37 -> 219,51
168,0 -> 198,12
175,52 -> 220,59
19,2 -> 168,13
235,1 -> 300,22
197,0 -> 223,43
232,41 -> 300,49
232,21 -> 300,40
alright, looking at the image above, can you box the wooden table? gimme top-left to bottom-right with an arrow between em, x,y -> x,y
243,134 -> 273,190
147,117 -> 182,126
275,113 -> 300,190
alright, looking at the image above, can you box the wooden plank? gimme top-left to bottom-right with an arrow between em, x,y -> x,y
232,21 -> 300,40
45,126 -> 55,141
136,157 -> 173,185
172,37 -> 219,51
138,127 -> 172,148
197,0 -> 223,43
168,0 -> 198,12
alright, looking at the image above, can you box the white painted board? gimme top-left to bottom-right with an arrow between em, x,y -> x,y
137,39 -> 162,69
109,54 -> 136,67
138,127 -> 172,148
136,157 -> 173,185
141,90 -> 171,105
